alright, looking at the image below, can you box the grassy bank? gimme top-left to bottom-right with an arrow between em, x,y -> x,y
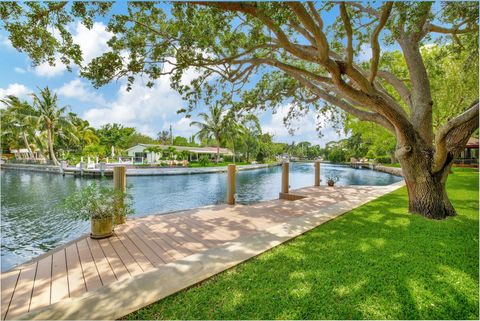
125,168 -> 479,320
188,161 -> 249,168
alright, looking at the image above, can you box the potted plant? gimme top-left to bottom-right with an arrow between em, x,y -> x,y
326,175 -> 339,187
62,183 -> 133,239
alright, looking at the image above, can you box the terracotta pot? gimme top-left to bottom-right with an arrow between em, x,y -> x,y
327,181 -> 335,187
90,217 -> 114,239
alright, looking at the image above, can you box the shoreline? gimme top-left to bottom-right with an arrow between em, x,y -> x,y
0,162 -> 281,177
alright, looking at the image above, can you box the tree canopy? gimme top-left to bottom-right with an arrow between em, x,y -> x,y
1,1 -> 478,218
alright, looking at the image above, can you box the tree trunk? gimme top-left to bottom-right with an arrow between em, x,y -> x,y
47,127 -> 59,165
216,137 -> 220,163
397,143 -> 456,219
21,132 -> 35,159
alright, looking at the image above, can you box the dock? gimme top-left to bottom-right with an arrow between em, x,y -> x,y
1,182 -> 405,320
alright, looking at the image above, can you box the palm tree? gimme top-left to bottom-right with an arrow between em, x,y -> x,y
0,95 -> 37,158
31,87 -> 76,165
144,146 -> 162,163
66,112 -> 99,151
190,103 -> 227,163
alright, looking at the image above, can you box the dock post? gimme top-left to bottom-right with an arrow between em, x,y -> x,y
113,166 -> 127,224
227,164 -> 236,205
79,161 -> 84,176
314,160 -> 320,186
60,160 -> 65,175
281,161 -> 289,194
99,162 -> 106,177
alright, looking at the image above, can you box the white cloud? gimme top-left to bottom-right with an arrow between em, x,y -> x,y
0,34 -> 12,49
14,67 -> 26,74
81,57 -> 202,137
83,77 -> 187,137
263,104 -> 317,138
56,79 -> 106,105
72,22 -> 113,64
0,83 -> 31,101
33,22 -> 112,78
262,104 -> 345,146
357,44 -> 373,62
34,57 -> 67,78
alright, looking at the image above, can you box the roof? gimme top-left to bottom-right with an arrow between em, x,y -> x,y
466,137 -> 479,148
126,144 -> 234,156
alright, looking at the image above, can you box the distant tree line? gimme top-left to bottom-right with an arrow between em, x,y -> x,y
1,87 -> 325,165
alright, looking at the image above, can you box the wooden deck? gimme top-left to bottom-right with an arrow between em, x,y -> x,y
1,183 -> 404,320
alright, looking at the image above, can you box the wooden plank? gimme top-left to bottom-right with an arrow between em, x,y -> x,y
160,227 -> 205,254
135,223 -> 179,261
65,243 -> 86,298
115,233 -> 154,272
137,223 -> 191,260
148,220 -> 208,253
108,236 -> 144,277
1,270 -> 20,320
119,231 -> 166,267
29,256 -> 52,312
184,218 -> 242,242
5,262 -> 37,319
97,239 -> 130,282
86,238 -> 116,286
50,249 -> 69,304
76,239 -> 102,292
130,227 -> 175,264
166,220 -> 218,249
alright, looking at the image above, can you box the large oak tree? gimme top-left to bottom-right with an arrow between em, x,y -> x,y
1,1 -> 478,219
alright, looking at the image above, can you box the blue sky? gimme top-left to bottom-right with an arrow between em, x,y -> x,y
0,2 -> 351,147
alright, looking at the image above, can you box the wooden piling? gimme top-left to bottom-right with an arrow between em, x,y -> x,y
79,162 -> 84,176
227,164 -> 236,205
99,162 -> 106,177
113,166 -> 127,224
281,162 -> 289,194
314,160 -> 320,186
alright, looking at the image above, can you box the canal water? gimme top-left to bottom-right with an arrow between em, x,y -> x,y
0,162 -> 402,271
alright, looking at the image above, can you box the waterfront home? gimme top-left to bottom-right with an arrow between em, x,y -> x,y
455,137 -> 479,166
126,144 -> 234,163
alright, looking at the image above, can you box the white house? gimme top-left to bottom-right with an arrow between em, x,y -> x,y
125,144 -> 234,163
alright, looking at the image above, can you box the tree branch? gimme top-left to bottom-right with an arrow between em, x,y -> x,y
340,2 -> 353,66
369,2 -> 393,83
286,2 -> 330,62
377,70 -> 412,110
426,23 -> 477,35
433,99 -> 479,173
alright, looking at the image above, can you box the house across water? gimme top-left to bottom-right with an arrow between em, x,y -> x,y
455,137 -> 479,167
125,144 -> 233,163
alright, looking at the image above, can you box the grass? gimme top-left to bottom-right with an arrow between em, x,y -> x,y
382,163 -> 401,167
188,161 -> 250,168
125,168 -> 479,320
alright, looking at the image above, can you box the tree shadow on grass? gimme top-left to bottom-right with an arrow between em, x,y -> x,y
125,176 -> 479,320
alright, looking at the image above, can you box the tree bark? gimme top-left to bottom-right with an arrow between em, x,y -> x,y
397,141 -> 456,219
21,132 -> 35,159
46,127 -> 59,165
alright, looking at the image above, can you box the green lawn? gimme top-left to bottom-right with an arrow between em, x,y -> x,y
188,161 -> 250,168
125,168 -> 479,320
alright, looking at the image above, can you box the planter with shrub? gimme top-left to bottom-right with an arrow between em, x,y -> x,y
326,175 -> 339,187
62,183 -> 133,239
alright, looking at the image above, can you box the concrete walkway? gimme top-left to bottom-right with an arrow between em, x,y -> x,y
1,181 -> 405,320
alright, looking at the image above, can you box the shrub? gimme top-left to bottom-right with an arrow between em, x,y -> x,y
375,155 -> 392,164
61,183 -> 133,221
199,155 -> 210,166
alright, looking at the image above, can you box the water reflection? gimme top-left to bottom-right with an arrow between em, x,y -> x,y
1,163 -> 402,270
